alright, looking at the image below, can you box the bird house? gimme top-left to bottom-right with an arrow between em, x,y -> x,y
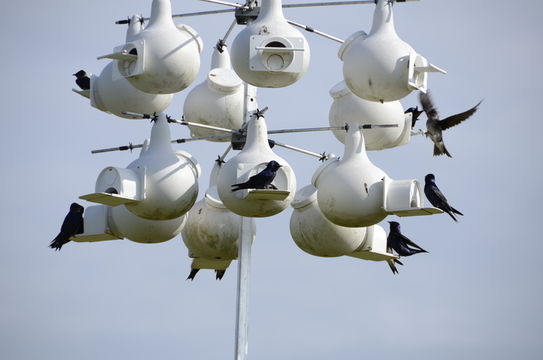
98,0 -> 202,94
347,225 -> 397,262
217,114 -> 296,217
71,205 -> 122,243
182,186 -> 248,276
230,0 -> 310,88
339,0 -> 445,102
88,61 -> 172,119
328,80 -> 410,149
290,185 -> 365,257
315,122 -> 389,227
81,114 -> 200,221
183,45 -> 244,140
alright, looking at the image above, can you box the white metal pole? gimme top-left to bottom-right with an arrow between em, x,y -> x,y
234,82 -> 258,360
234,216 -> 255,360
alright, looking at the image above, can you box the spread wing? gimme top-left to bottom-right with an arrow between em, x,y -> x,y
439,100 -> 482,131
419,91 -> 440,121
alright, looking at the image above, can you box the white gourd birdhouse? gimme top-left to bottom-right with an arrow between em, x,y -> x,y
73,16 -> 173,119
339,0 -> 445,102
182,162 -> 245,272
99,0 -> 203,94
217,115 -> 296,217
230,0 -> 310,88
290,185 -> 365,257
80,113 -> 200,221
328,80 -> 410,149
314,121 -> 442,228
183,44 -> 244,140
72,204 -> 187,244
289,185 -> 398,263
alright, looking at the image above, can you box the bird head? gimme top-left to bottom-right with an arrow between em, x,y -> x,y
425,173 -> 436,183
388,221 -> 400,230
266,160 -> 282,171
73,70 -> 87,78
70,202 -> 84,213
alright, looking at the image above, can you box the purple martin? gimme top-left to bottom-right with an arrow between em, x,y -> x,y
404,106 -> 424,128
419,91 -> 482,157
231,160 -> 282,192
424,173 -> 463,222
73,70 -> 90,90
387,221 -> 428,257
49,203 -> 84,251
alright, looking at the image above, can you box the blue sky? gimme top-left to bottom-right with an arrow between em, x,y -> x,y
1,1 -> 542,359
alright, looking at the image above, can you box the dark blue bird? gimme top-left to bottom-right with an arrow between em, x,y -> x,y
231,160 -> 282,192
404,106 -> 424,128
387,221 -> 428,257
424,173 -> 463,222
49,203 -> 84,251
73,70 -> 90,90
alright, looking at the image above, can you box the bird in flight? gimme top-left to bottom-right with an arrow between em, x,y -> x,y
419,91 -> 482,157
424,173 -> 463,222
231,160 -> 282,192
49,203 -> 84,251
73,70 -> 90,90
387,221 -> 428,257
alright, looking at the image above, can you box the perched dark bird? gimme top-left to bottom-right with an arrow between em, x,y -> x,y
387,221 -> 428,257
231,160 -> 282,192
386,258 -> 403,275
187,268 -> 199,281
73,70 -> 90,90
404,106 -> 424,128
49,203 -> 84,251
419,91 -> 482,157
424,173 -> 463,222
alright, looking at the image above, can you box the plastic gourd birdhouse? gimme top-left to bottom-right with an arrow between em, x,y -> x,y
73,16 -> 173,119
183,44 -> 244,140
314,121 -> 441,227
328,80 -> 410,150
290,185 -> 398,264
72,203 -> 187,244
80,113 -> 200,221
100,0 -> 203,94
290,185 -> 365,257
89,61 -> 173,119
339,0 -> 445,102
217,114 -> 296,217
230,0 -> 310,88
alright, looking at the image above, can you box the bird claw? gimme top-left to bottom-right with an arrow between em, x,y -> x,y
319,152 -> 329,162
253,107 -> 269,118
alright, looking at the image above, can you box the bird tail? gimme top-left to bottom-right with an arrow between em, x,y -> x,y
186,268 -> 199,281
451,206 -> 463,216
387,260 -> 399,275
49,236 -> 65,251
445,210 -> 459,222
434,143 -> 452,157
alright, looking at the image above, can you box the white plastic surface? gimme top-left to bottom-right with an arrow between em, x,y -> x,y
328,80 -> 410,149
230,0 -> 310,88
90,62 -> 172,119
315,122 -> 388,227
71,205 -> 122,242
217,115 -> 296,217
340,0 -> 443,102
183,46 -> 244,140
290,185 -> 365,257
111,0 -> 202,94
